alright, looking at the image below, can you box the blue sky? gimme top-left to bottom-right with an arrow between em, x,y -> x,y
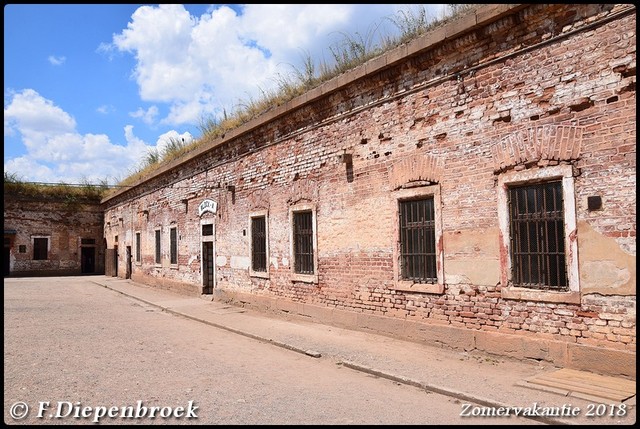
4,4 -> 446,185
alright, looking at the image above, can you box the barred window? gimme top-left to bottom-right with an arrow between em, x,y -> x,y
135,233 -> 141,262
155,230 -> 161,264
399,198 -> 437,283
508,181 -> 567,290
293,211 -> 314,275
251,216 -> 267,272
170,227 -> 178,265
33,237 -> 48,260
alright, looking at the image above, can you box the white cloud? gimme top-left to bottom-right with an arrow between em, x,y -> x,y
48,55 -> 66,66
96,104 -> 115,115
3,90 -> 178,184
108,4 -> 447,128
129,105 -> 159,125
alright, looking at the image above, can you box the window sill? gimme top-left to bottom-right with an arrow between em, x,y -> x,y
394,281 -> 444,294
170,264 -> 179,270
291,273 -> 318,284
501,287 -> 580,304
250,270 -> 269,279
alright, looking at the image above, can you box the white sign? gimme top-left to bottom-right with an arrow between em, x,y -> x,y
198,199 -> 218,216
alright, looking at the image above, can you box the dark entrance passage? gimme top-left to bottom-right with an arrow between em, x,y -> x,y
202,241 -> 214,294
4,237 -> 11,277
81,247 -> 96,274
125,246 -> 132,279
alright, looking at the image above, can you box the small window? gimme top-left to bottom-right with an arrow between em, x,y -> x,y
81,238 -> 96,245
251,216 -> 267,272
155,230 -> 161,264
19,245 -> 27,253
33,237 -> 48,260
399,198 -> 437,284
293,211 -> 314,275
135,232 -> 141,263
170,227 -> 178,265
508,181 -> 567,290
202,224 -> 213,236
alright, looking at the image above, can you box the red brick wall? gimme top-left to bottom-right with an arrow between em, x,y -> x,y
4,196 -> 105,276
103,4 -> 636,353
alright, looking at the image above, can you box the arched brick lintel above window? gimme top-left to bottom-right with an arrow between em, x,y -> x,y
388,153 -> 443,190
491,125 -> 584,174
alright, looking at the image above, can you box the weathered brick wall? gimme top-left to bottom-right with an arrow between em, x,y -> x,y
103,4 -> 636,360
4,196 -> 105,276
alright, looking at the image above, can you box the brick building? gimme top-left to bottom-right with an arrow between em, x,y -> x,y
101,4 -> 636,377
4,185 -> 106,277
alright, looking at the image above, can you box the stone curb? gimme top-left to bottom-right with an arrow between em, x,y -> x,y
93,280 -> 573,426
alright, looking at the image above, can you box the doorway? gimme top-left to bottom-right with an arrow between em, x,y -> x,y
81,247 -> 96,274
125,246 -> 132,279
202,241 -> 214,294
4,237 -> 11,277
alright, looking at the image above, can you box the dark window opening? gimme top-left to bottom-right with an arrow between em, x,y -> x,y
251,216 -> 267,272
202,224 -> 213,236
135,233 -> 141,262
293,211 -> 314,275
33,237 -> 48,260
399,198 -> 437,283
155,230 -> 161,264
170,228 -> 178,265
81,238 -> 96,245
19,245 -> 27,253
508,181 -> 568,290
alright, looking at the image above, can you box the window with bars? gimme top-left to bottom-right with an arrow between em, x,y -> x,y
399,198 -> 437,283
33,237 -> 48,260
155,230 -> 161,264
170,227 -> 178,265
293,211 -> 314,275
251,216 -> 267,272
507,181 -> 568,290
135,233 -> 141,262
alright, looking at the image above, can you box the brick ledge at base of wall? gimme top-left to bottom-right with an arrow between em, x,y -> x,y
214,289 -> 636,380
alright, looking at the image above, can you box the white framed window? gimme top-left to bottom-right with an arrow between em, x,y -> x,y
135,232 -> 141,263
154,228 -> 162,265
392,185 -> 444,294
170,226 -> 178,266
32,236 -> 50,261
250,210 -> 269,279
289,203 -> 318,283
497,164 -> 580,304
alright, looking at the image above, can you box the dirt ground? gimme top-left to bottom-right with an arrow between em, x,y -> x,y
4,276 -> 542,425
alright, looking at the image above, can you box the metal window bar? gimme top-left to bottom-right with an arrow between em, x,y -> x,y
170,228 -> 178,265
293,211 -> 314,274
155,230 -> 161,264
508,181 -> 567,290
399,198 -> 437,283
252,216 -> 267,272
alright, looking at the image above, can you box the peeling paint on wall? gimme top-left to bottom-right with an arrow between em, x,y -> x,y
578,221 -> 635,295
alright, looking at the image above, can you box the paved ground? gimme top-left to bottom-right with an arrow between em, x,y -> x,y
5,275 -> 636,425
